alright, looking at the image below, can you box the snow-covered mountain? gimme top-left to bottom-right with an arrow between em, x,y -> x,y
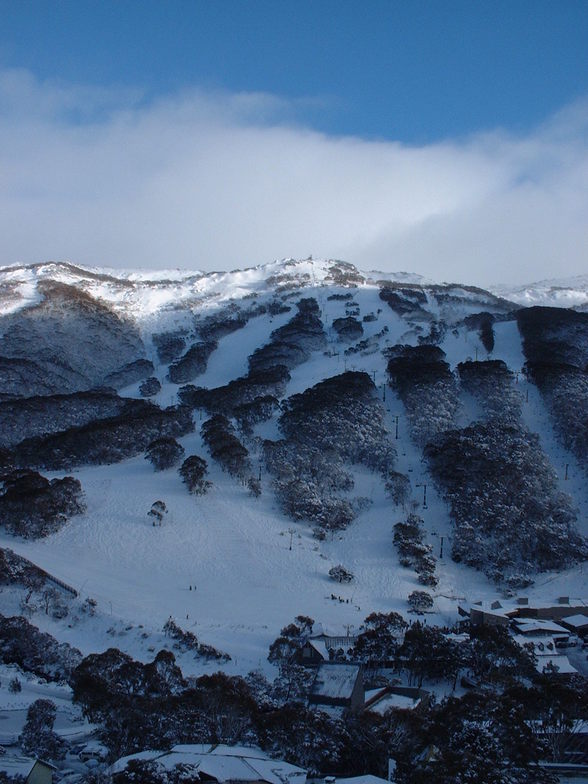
0,256 -> 586,679
492,273 -> 588,310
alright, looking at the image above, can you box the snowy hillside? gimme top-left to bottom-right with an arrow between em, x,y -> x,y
0,257 -> 586,680
492,274 -> 588,310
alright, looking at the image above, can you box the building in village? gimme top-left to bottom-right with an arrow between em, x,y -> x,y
308,663 -> 364,714
299,625 -> 358,665
112,744 -> 307,784
511,618 -> 571,645
0,755 -> 57,784
364,685 -> 431,714
459,596 -> 588,629
560,614 -> 588,638
458,596 -> 587,677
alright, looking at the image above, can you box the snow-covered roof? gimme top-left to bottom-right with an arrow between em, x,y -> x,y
467,601 -> 509,618
366,693 -> 421,714
538,656 -> 578,675
444,632 -> 470,644
111,750 -> 163,773
560,614 -> 588,629
513,635 -> 577,675
311,664 -> 361,701
465,597 -> 588,617
513,634 -> 554,650
112,744 -> 307,784
306,639 -> 330,660
514,619 -> 570,636
337,775 -> 390,784
0,756 -> 56,777
310,623 -> 358,640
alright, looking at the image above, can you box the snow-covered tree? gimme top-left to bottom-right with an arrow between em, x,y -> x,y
408,590 -> 434,613
179,455 -> 211,494
145,437 -> 185,470
20,698 -> 66,761
148,500 -> 168,526
328,564 -> 354,583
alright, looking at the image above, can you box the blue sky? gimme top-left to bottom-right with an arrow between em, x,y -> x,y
0,1 -> 587,284
2,0 -> 587,141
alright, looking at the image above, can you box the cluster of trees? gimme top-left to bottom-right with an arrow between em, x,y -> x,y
264,438 -> 356,531
179,365 -> 290,419
351,612 -> 407,663
103,358 -> 155,389
0,613 -> 82,681
167,339 -> 218,384
393,514 -> 438,587
324,261 -> 365,287
385,470 -> 411,508
264,371 -> 394,531
417,320 -> 446,346
201,415 -> 251,480
0,469 -> 85,538
379,285 -> 429,318
145,437 -> 185,470
278,371 -> 395,473
0,278 -> 146,398
248,297 -> 326,374
540,365 -> 588,475
265,613 -> 530,695
0,610 -> 574,783
517,306 -> 588,475
233,395 -> 279,435
463,311 -> 496,353
425,421 -> 586,580
0,389 -> 132,449
286,671 -> 582,782
458,359 -> 522,422
152,330 -> 188,364
315,616 -> 537,695
343,325 -> 389,357
0,547 -> 46,589
3,402 -> 194,471
139,376 -> 162,397
327,292 -> 354,301
407,590 -> 434,614
386,345 -> 459,447
332,316 -> 363,342
157,305 -> 253,379
197,308 -> 249,342
162,618 -> 229,661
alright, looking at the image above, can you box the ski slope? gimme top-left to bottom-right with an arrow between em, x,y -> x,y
0,260 -> 586,678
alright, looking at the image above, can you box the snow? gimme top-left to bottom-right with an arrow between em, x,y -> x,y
0,257 -> 587,682
513,619 -> 570,636
310,664 -> 360,700
560,614 -> 588,629
493,274 -> 588,309
0,664 -> 96,744
336,775 -> 390,784
366,692 -> 421,713
111,744 -> 307,783
306,639 -> 330,660
0,755 -> 45,778
512,636 -> 578,675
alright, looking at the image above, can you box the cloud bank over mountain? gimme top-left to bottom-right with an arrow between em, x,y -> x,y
0,68 -> 586,286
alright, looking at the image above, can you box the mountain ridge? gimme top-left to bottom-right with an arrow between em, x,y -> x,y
0,254 -> 586,679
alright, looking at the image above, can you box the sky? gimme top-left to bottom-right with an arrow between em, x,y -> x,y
0,0 -> 587,286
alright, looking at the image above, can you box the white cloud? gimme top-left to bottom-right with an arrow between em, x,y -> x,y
0,68 -> 586,286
